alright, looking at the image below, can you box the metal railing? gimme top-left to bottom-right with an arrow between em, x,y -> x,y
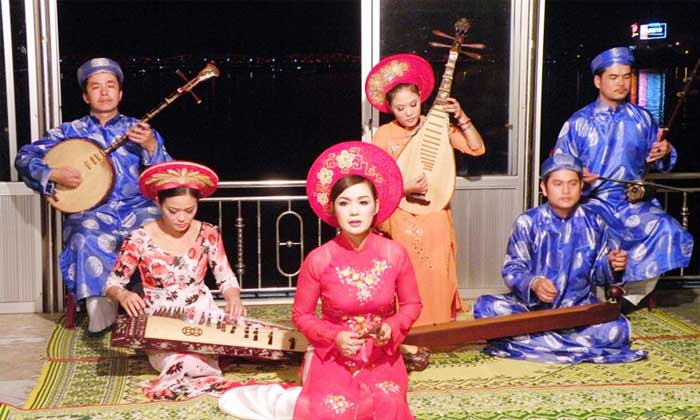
646,172 -> 700,284
203,175 -> 700,303
200,180 -> 332,302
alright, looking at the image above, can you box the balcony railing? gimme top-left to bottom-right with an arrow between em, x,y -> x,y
645,172 -> 700,285
202,176 -> 700,303
200,180 -> 333,303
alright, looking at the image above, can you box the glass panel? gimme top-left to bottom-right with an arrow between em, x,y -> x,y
56,1 -> 359,290
380,0 -> 512,176
541,1 -> 700,172
57,1 -> 361,180
1,0 -> 29,181
10,0 -> 28,153
0,1 -> 8,181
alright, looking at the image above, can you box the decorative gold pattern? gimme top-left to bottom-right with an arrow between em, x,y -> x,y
335,150 -> 356,170
317,167 -> 333,186
401,213 -> 433,270
144,168 -> 215,189
367,60 -> 409,106
314,146 -> 385,213
180,326 -> 203,337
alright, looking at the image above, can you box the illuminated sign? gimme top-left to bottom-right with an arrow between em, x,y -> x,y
640,22 -> 667,40
631,22 -> 639,38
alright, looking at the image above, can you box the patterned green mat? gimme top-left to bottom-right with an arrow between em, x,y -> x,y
1,307 -> 699,419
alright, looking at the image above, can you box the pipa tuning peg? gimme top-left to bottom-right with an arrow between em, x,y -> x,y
429,41 -> 452,49
462,43 -> 487,50
459,51 -> 483,60
432,29 -> 455,41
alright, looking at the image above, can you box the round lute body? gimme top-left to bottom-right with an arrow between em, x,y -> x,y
42,63 -> 220,214
395,18 -> 479,215
44,139 -> 114,213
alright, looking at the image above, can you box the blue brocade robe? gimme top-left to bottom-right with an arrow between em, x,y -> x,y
15,114 -> 171,300
474,203 -> 647,363
554,99 -> 693,282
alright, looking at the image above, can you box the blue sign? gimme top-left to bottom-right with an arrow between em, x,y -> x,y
640,22 -> 667,40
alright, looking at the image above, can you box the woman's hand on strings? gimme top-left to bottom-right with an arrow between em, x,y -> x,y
223,288 -> 247,321
443,97 -> 466,121
116,289 -> 147,317
404,173 -> 428,195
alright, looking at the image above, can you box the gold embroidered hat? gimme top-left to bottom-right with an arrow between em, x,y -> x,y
365,53 -> 435,114
139,161 -> 219,200
306,141 -> 403,228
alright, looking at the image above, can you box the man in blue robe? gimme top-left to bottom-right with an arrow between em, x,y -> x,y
15,58 -> 172,336
474,155 -> 647,363
554,47 -> 693,304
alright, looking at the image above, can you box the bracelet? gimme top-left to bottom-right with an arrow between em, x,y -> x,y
459,119 -> 472,131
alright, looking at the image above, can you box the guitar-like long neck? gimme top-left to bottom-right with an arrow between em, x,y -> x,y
102,92 -> 178,155
434,49 -> 460,107
102,64 -> 219,155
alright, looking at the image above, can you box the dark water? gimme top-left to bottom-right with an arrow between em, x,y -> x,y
58,62 -> 362,181
540,62 -> 700,172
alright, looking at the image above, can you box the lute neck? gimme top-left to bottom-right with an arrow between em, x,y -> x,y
434,49 -> 460,107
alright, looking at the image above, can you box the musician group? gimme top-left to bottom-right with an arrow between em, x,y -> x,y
13,45 -> 693,419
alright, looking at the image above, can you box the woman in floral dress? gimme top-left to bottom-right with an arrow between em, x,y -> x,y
219,141 -> 422,419
105,161 -> 246,400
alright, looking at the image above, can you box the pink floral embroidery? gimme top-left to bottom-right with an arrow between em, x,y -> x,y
335,260 -> 389,304
376,381 -> 400,394
323,394 -> 354,414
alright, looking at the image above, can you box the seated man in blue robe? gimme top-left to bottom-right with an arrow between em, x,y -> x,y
15,58 -> 171,336
473,155 -> 647,364
555,47 -> 693,305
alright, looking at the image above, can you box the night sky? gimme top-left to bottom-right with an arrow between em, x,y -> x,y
542,0 -> 700,170
58,1 -> 360,58
52,0 -> 700,177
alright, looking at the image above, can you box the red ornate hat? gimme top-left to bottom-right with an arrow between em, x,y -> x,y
139,161 -> 219,200
306,141 -> 403,228
365,53 -> 435,114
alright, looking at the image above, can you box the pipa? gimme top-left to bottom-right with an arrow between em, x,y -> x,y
396,18 -> 481,215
